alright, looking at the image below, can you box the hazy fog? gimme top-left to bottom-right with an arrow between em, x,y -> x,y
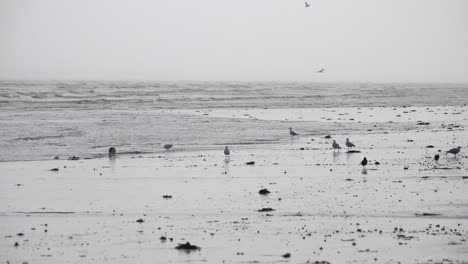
1,0 -> 467,82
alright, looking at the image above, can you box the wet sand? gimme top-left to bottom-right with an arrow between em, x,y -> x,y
1,106 -> 468,263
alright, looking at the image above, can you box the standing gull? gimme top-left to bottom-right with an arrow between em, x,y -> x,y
224,146 -> 230,157
360,157 -> 368,167
289,128 -> 299,137
345,138 -> 356,150
332,140 -> 341,151
446,146 -> 461,156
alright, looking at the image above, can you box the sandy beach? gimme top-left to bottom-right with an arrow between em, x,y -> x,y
1,105 -> 467,263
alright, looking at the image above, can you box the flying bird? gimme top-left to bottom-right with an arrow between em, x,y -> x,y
345,138 -> 356,150
224,146 -> 230,157
446,146 -> 461,156
317,68 -> 325,73
360,157 -> 368,167
305,1 -> 310,7
289,127 -> 299,137
332,140 -> 341,151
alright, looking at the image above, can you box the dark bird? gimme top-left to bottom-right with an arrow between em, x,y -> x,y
224,146 -> 230,157
163,144 -> 173,150
332,140 -> 341,151
317,68 -> 325,73
434,154 -> 440,161
446,146 -> 461,156
289,127 -> 299,137
305,1 -> 310,7
108,147 -> 116,157
345,138 -> 356,150
360,157 -> 368,167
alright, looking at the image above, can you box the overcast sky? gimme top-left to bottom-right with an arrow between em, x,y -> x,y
1,0 -> 467,82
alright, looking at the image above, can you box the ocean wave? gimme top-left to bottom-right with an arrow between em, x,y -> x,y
12,135 -> 66,141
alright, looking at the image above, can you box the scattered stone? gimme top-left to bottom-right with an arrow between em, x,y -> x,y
162,195 -> 172,199
108,147 -> 116,156
175,242 -> 200,251
136,218 -> 145,223
417,122 -> 430,125
415,213 -> 442,217
426,145 -> 435,148
16,233 -> 24,237
324,135 -> 332,139
14,242 -> 19,247
374,161 -> 380,165
282,253 -> 291,258
53,156 -> 59,160
246,161 -> 255,165
258,189 -> 270,195
159,236 -> 167,241
347,150 -> 361,153
50,168 -> 59,172
69,156 -> 80,161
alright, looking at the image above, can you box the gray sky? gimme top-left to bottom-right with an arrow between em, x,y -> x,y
1,0 -> 467,82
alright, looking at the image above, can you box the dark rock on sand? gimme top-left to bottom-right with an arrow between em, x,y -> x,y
324,135 -> 332,139
136,218 -> 145,223
50,168 -> 59,171
426,145 -> 435,148
258,189 -> 270,195
53,156 -> 59,160
69,156 -> 80,160
246,161 -> 255,165
14,242 -> 19,247
374,161 -> 380,165
282,253 -> 291,258
160,236 -> 167,241
162,195 -> 172,199
347,150 -> 361,153
175,242 -> 200,250
258,208 -> 275,212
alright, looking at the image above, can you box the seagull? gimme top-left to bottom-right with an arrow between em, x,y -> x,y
360,157 -> 368,167
332,140 -> 341,151
289,127 -> 299,137
345,138 -> 356,150
446,146 -> 461,156
163,144 -> 173,150
224,146 -> 230,157
434,154 -> 440,162
108,147 -> 116,157
305,1 -> 310,7
317,68 -> 325,73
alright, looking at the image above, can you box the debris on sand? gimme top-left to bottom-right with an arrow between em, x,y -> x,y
347,150 -> 361,153
282,253 -> 291,258
246,161 -> 255,165
175,242 -> 200,251
162,195 -> 172,199
14,242 -> 19,247
415,213 -> 442,217
68,156 -> 80,160
324,135 -> 332,139
136,218 -> 145,223
50,168 -> 59,171
258,189 -> 270,195
374,161 -> 380,165
426,145 -> 435,148
417,122 -> 430,125
159,236 -> 167,241
53,156 -> 59,160
16,233 -> 24,236
258,208 -> 275,212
